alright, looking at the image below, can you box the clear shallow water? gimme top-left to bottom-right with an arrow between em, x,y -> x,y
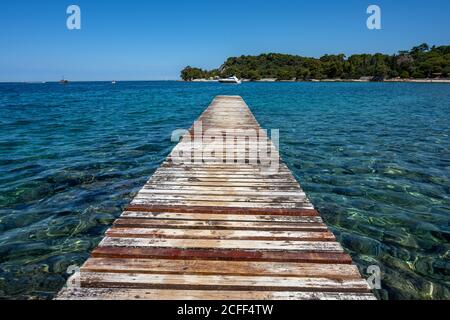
0,81 -> 449,299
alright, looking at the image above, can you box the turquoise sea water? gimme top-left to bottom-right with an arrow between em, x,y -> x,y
0,81 -> 449,299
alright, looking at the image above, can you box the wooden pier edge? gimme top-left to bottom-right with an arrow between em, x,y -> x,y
57,95 -> 376,300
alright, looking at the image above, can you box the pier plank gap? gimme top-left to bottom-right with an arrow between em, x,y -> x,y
57,96 -> 375,300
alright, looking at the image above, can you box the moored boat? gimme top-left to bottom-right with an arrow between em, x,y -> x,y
218,76 -> 242,84
59,77 -> 69,84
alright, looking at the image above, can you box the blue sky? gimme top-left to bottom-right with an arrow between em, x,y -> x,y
1,0 -> 450,81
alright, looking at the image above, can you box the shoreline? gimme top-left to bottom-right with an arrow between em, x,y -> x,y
186,78 -> 450,83
2,78 -> 449,84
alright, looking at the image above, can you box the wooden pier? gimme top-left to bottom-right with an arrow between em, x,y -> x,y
57,96 -> 375,300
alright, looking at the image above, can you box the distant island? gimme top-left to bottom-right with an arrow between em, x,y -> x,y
181,43 -> 450,82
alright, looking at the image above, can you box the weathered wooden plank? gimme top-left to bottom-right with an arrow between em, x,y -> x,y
154,171 -> 291,177
146,181 -> 301,188
168,152 -> 277,157
134,193 -> 307,203
160,163 -> 291,170
92,247 -> 353,264
106,228 -> 335,241
125,205 -> 320,216
158,165 -> 290,172
143,185 -> 302,192
138,189 -> 306,198
113,218 -> 328,231
77,272 -> 370,293
121,211 -> 323,223
57,288 -> 376,300
131,199 -> 314,209
176,145 -> 271,150
137,188 -> 305,197
147,183 -> 300,190
166,158 -> 279,165
150,176 -> 297,183
98,237 -> 344,252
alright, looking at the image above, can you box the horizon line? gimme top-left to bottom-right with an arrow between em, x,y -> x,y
0,79 -> 182,84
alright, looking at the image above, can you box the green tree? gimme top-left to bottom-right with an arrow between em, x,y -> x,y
181,44 -> 450,81
400,71 -> 410,78
181,66 -> 206,81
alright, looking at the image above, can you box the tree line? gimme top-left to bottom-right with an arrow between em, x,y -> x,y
181,44 -> 450,81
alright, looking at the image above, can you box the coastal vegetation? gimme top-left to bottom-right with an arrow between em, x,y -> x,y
181,44 -> 450,81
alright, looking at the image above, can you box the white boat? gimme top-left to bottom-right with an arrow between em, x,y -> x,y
112,80 -> 117,84
219,76 -> 241,84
